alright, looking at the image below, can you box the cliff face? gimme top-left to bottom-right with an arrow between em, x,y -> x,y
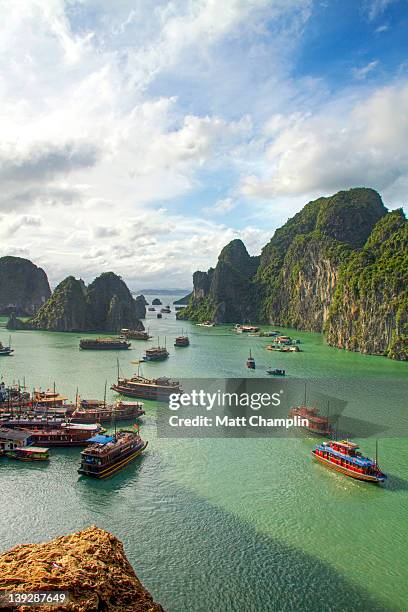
326,210 -> 408,359
180,187 -> 406,360
86,272 -> 142,331
178,239 -> 260,323
257,188 -> 387,330
29,277 -> 87,332
0,256 -> 51,316
0,526 -> 163,612
8,272 -> 145,333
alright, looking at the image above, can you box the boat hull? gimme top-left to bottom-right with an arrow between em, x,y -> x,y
78,441 -> 148,478
312,451 -> 386,483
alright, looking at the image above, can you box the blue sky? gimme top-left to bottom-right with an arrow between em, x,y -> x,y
0,0 -> 407,287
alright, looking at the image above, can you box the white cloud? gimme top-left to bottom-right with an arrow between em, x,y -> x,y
241,81 -> 408,206
203,197 -> 237,215
352,60 -> 379,80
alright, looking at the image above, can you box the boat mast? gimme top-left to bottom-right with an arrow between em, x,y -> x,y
103,380 -> 107,409
375,439 -> 378,466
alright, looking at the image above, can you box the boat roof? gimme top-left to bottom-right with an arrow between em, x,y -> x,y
333,440 -> 359,449
19,446 -> 49,453
63,423 -> 100,430
86,434 -> 114,444
0,428 -> 32,441
317,444 -> 374,467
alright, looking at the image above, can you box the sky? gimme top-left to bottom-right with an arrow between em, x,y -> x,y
0,0 -> 407,289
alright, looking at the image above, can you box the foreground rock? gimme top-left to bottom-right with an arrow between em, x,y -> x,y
0,526 -> 163,612
0,256 -> 51,316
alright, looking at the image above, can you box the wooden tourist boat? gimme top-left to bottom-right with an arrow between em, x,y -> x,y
78,427 -> 148,478
30,423 -> 104,447
112,375 -> 182,401
234,324 -> 260,333
312,440 -> 387,483
79,338 -> 131,350
71,400 -> 144,423
267,368 -> 286,376
121,329 -> 152,340
289,406 -> 332,436
174,335 -> 189,347
143,345 -> 169,361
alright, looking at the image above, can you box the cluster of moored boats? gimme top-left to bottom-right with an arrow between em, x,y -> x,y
0,378 -> 387,484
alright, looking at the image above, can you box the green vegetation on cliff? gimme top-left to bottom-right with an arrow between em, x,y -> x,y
327,209 -> 408,360
9,272 -> 145,333
181,187 -> 406,360
256,188 -> 387,325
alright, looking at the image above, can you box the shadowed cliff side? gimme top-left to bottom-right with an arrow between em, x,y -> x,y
0,526 -> 163,612
178,239 -> 260,323
0,256 -> 51,316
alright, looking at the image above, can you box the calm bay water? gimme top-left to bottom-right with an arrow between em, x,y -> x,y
0,299 -> 407,611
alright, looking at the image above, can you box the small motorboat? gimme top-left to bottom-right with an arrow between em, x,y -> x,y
267,368 -> 285,376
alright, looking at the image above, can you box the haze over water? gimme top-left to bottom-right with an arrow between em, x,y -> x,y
1,301 -> 407,611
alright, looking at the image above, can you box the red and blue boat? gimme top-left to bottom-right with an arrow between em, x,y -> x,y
312,440 -> 387,483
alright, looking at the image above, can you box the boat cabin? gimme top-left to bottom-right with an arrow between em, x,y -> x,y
0,428 -> 33,451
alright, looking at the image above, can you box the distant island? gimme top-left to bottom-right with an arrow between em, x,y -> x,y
177,188 -> 407,361
5,270 -> 147,333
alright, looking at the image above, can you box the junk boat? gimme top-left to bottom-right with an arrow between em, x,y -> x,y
112,375 -> 182,401
121,329 -> 152,340
6,446 -> 49,461
78,427 -> 148,478
30,423 -> 104,447
312,440 -> 387,483
148,307 -> 155,311
289,406 -> 332,436
235,324 -> 260,334
267,368 -> 286,376
71,399 -> 144,423
174,335 -> 189,347
0,338 -> 13,356
196,321 -> 215,327
161,307 -> 171,314
246,350 -> 256,369
79,338 -> 131,350
143,343 -> 169,361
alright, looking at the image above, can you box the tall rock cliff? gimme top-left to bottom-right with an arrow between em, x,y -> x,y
0,256 -> 51,316
256,188 -> 387,330
326,209 -> 408,359
178,239 -> 260,323
8,272 -> 145,333
30,276 -> 87,331
0,526 -> 163,612
86,272 -> 144,332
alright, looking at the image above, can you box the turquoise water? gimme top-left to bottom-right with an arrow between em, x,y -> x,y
0,301 -> 407,611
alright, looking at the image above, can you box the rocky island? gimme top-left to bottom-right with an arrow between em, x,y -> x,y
0,256 -> 51,316
8,272 -> 145,333
178,188 -> 407,360
0,526 -> 163,611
